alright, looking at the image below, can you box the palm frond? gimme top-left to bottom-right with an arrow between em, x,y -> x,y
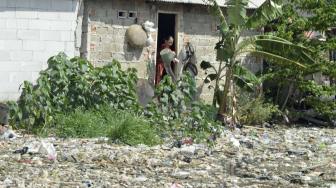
233,64 -> 261,91
207,0 -> 228,33
227,0 -> 249,26
235,35 -> 291,54
246,0 -> 282,29
245,49 -> 307,68
236,35 -> 315,66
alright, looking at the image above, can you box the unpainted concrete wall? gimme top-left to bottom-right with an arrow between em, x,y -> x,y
85,0 -> 222,102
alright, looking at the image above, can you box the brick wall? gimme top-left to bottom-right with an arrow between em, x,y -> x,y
0,0 -> 80,100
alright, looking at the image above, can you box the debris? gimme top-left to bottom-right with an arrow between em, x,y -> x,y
14,141 -> 57,161
133,176 -> 148,182
171,182 -> 182,188
0,125 -> 17,140
180,145 -> 196,156
229,136 -> 240,148
172,171 -> 190,179
182,156 -> 192,163
13,147 -> 29,155
40,141 -> 57,161
0,126 -> 335,187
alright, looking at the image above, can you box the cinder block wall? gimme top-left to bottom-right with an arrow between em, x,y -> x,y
85,0 -> 220,102
0,0 -> 80,100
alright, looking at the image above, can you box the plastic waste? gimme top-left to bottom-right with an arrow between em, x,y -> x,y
0,125 -> 17,140
40,141 -> 57,161
171,182 -> 182,188
15,141 -> 57,161
230,136 -> 240,148
262,132 -> 270,144
284,130 -> 294,143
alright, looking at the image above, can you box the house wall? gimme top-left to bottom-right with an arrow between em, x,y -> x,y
0,0 -> 81,100
85,0 -> 221,102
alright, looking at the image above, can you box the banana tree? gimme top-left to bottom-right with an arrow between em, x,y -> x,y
202,0 -> 315,123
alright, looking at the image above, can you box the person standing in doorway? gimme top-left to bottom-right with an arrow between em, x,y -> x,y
155,36 -> 178,86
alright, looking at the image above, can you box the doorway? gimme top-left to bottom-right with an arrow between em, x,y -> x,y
155,13 -> 177,85
157,13 -> 177,52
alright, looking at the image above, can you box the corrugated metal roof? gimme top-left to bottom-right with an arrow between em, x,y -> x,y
147,0 -> 265,8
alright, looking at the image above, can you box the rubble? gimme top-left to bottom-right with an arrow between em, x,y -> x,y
0,126 -> 335,187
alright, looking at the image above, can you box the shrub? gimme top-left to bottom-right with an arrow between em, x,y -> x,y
8,53 -> 138,130
108,111 -> 161,146
237,96 -> 280,125
145,74 -> 221,143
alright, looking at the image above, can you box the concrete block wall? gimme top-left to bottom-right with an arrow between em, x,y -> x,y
0,0 -> 80,100
182,5 -> 219,102
87,0 -> 151,80
85,0 -> 220,102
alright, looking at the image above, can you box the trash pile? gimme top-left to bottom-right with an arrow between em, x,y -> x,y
0,126 -> 335,187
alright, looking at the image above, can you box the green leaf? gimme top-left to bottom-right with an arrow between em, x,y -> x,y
227,0 -> 248,26
204,74 -> 218,84
200,61 -> 215,71
250,50 -> 307,68
246,0 -> 283,29
216,45 -> 234,62
233,64 -> 261,91
236,35 -> 315,68
101,84 -> 108,91
208,0 -> 228,33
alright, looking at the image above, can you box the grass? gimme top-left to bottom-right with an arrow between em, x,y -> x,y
50,106 -> 161,146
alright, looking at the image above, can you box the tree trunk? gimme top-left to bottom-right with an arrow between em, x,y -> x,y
218,67 -> 233,117
212,61 -> 223,107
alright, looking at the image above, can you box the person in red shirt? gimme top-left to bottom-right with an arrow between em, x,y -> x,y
155,36 -> 178,86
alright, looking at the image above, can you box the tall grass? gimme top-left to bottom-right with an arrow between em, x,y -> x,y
52,106 -> 161,146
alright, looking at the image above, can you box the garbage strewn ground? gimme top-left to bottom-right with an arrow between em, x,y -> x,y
0,126 -> 335,188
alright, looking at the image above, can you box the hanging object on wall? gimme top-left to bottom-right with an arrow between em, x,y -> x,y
142,21 -> 156,47
126,25 -> 147,48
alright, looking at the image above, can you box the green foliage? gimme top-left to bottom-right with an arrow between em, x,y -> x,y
108,110 -> 161,146
145,74 -> 220,143
233,64 -> 262,92
203,1 -> 313,122
245,0 -> 282,28
237,93 -> 280,125
53,108 -> 109,138
8,53 -> 138,130
227,0 -> 248,26
263,0 -> 336,120
50,107 -> 161,146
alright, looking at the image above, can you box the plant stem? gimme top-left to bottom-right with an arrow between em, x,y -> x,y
218,66 -> 233,116
281,83 -> 294,111
212,61 -> 223,107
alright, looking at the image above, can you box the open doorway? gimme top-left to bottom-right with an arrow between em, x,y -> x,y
157,13 -> 177,52
155,13 -> 177,85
